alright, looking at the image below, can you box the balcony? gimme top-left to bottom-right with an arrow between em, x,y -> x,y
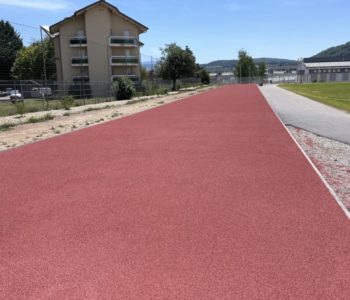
71,57 -> 89,66
69,37 -> 87,47
109,36 -> 138,47
110,56 -> 139,66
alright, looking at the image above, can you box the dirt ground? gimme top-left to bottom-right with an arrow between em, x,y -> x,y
0,86 -> 215,152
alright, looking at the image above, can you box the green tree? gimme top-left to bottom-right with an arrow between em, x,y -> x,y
234,50 -> 257,79
197,67 -> 210,84
0,20 -> 23,80
257,61 -> 266,77
156,43 -> 197,90
11,38 -> 56,80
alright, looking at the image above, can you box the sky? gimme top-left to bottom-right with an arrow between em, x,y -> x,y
0,0 -> 349,63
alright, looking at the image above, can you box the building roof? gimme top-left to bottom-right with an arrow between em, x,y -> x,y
304,56 -> 350,63
305,61 -> 350,68
50,0 -> 148,34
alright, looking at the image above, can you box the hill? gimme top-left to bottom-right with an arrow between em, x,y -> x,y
201,58 -> 297,73
313,41 -> 350,58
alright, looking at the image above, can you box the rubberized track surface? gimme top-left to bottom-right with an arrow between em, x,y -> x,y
1,85 -> 350,299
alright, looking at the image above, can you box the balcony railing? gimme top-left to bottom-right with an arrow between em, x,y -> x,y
70,37 -> 87,47
71,57 -> 89,66
110,56 -> 139,66
109,36 -> 138,47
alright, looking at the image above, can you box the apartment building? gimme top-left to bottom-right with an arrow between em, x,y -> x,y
49,0 -> 148,91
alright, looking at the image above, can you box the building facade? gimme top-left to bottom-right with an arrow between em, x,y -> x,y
49,0 -> 148,94
297,57 -> 350,83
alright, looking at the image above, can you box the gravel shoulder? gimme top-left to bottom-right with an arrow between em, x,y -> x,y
288,126 -> 350,210
0,86 -> 215,151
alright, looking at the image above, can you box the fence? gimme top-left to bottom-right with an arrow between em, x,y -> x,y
210,74 -> 297,85
0,78 -> 205,117
297,73 -> 350,83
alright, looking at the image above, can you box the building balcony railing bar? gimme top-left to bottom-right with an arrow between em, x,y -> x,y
109,36 -> 138,47
71,57 -> 89,66
110,56 -> 139,65
69,37 -> 87,47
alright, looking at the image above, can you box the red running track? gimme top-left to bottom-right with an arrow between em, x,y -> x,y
1,85 -> 350,299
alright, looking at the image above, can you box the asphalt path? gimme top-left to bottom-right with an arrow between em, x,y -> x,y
1,85 -> 350,299
260,85 -> 350,144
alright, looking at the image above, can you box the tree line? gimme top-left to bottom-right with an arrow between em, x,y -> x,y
0,20 -> 56,81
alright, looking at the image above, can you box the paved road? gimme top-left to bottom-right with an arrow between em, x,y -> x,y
1,85 -> 350,299
260,85 -> 350,144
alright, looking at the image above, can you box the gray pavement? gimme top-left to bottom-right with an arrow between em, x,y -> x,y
260,85 -> 350,144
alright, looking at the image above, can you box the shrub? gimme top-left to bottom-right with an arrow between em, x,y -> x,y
60,96 -> 75,110
199,69 -> 210,84
112,77 -> 135,100
156,87 -> 168,95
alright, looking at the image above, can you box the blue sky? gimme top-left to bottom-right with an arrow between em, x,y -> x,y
0,0 -> 349,63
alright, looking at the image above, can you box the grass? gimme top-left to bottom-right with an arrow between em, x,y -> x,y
126,98 -> 149,105
279,82 -> 350,112
0,97 -> 114,117
27,114 -> 54,124
83,105 -> 113,113
0,122 -> 16,131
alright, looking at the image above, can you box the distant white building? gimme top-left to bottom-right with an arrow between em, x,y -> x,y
298,57 -> 350,82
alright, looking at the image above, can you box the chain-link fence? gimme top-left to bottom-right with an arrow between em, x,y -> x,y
210,74 -> 298,85
297,73 -> 350,83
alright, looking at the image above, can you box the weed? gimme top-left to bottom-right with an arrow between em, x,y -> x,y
126,98 -> 150,106
60,96 -> 75,110
15,102 -> 26,116
83,105 -> 112,113
0,122 -> 16,131
27,114 -> 54,124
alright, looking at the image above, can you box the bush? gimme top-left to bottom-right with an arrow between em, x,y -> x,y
113,77 -> 135,100
156,86 -> 168,95
60,96 -> 75,110
199,69 -> 210,84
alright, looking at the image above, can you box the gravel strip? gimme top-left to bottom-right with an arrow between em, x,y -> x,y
288,126 -> 350,210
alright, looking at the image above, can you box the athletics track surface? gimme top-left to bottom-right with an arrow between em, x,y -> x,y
1,85 -> 350,299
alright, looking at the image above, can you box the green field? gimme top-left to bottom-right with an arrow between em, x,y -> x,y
279,82 -> 350,112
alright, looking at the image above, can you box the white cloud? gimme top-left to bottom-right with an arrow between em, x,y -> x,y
0,0 -> 70,11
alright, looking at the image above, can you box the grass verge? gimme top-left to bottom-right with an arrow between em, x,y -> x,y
279,82 -> 350,112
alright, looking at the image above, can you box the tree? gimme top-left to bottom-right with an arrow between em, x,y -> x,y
257,61 -> 266,77
197,67 -> 210,84
0,20 -> 23,80
11,38 -> 56,80
156,43 -> 197,90
234,50 -> 257,79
